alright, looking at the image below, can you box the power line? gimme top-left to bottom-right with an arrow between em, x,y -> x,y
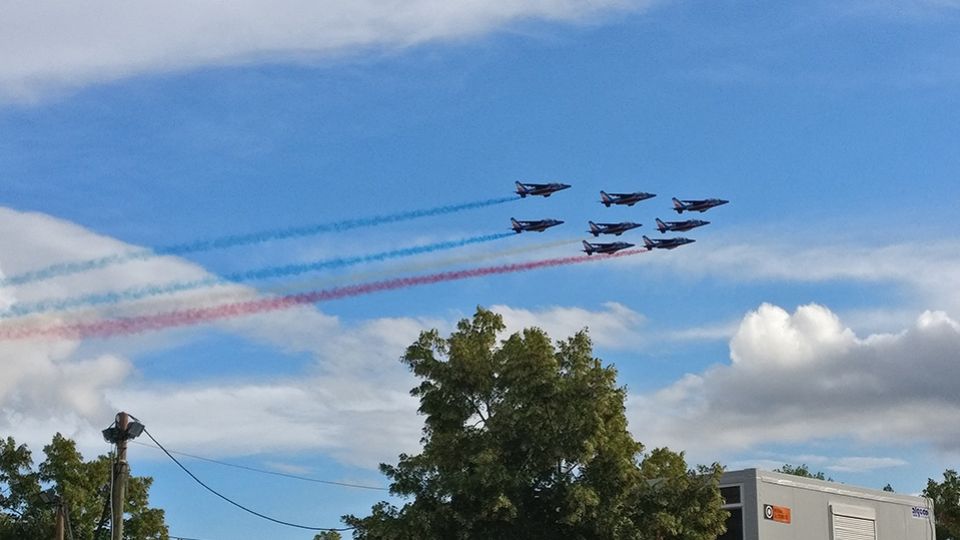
130,440 -> 387,491
143,428 -> 353,532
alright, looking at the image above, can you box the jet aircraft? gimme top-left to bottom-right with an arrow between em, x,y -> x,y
672,197 -> 729,214
655,217 -> 710,233
642,235 -> 695,250
582,240 -> 635,255
515,181 -> 571,198
511,218 -> 564,233
600,190 -> 656,207
588,221 -> 642,237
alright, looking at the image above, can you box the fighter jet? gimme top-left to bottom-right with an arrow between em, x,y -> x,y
672,197 -> 729,214
511,218 -> 564,233
582,240 -> 635,255
515,181 -> 571,198
600,190 -> 656,207
588,221 -> 642,237
655,217 -> 710,233
642,235 -> 695,250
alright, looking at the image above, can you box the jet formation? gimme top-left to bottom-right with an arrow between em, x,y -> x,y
511,183 -> 727,253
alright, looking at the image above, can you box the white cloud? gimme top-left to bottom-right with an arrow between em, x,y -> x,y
7,205 -> 959,476
112,374 -> 422,468
0,334 -> 131,425
726,455 -> 908,475
490,302 -> 646,349
0,0 -> 648,102
0,206 -> 429,465
663,320 -> 739,342
633,235 -> 960,318
825,456 -> 909,473
3,207 -> 645,467
729,303 -> 856,367
628,303 -> 960,460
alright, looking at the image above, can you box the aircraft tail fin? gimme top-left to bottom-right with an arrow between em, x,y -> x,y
511,218 -> 522,232
582,240 -> 594,254
515,181 -> 527,196
655,218 -> 667,232
672,197 -> 684,213
588,221 -> 600,236
600,191 -> 612,206
642,235 -> 654,249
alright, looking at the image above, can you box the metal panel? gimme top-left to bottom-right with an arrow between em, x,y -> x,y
832,514 -> 876,540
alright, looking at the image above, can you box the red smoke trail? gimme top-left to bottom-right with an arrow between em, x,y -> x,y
0,250 -> 646,341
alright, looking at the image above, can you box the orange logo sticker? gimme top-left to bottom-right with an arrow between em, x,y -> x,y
763,504 -> 792,524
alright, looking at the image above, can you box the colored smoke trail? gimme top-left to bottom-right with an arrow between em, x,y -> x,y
0,249 -> 646,341
89,237 -> 582,317
0,196 -> 518,287
1,232 -> 514,319
264,237 -> 581,295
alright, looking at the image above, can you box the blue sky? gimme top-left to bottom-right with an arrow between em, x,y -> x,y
2,1 -> 960,538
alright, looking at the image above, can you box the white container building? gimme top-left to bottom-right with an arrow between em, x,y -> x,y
718,469 -> 936,540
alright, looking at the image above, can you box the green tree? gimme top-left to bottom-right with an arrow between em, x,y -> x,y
882,483 -> 894,492
923,469 -> 960,540
774,463 -> 833,482
0,436 -> 47,540
314,532 -> 343,540
0,433 -> 168,540
344,308 -> 727,539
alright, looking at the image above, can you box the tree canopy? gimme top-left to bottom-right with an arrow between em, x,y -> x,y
0,433 -> 167,540
345,308 -> 727,539
924,469 -> 960,540
774,464 -> 833,482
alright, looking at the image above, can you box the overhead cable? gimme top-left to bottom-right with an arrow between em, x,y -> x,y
143,428 -> 353,533
130,440 -> 387,491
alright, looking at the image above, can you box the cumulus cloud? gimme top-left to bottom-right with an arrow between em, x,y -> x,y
628,303 -> 960,459
0,0 -> 647,102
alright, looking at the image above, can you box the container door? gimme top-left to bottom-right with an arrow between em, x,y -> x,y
832,514 -> 876,540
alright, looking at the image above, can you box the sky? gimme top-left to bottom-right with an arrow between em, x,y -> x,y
2,0 -> 960,538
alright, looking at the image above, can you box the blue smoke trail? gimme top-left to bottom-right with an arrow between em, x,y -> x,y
1,232 -> 514,319
0,196 -> 518,287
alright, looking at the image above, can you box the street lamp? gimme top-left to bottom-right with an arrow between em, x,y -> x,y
102,419 -> 144,444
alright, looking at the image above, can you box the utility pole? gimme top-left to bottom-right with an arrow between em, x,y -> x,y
39,488 -> 64,540
111,412 -> 129,540
54,500 -> 65,540
102,411 -> 144,540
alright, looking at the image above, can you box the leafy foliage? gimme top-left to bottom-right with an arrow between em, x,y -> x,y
924,469 -> 960,540
0,433 -> 168,540
345,308 -> 727,539
774,463 -> 832,482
